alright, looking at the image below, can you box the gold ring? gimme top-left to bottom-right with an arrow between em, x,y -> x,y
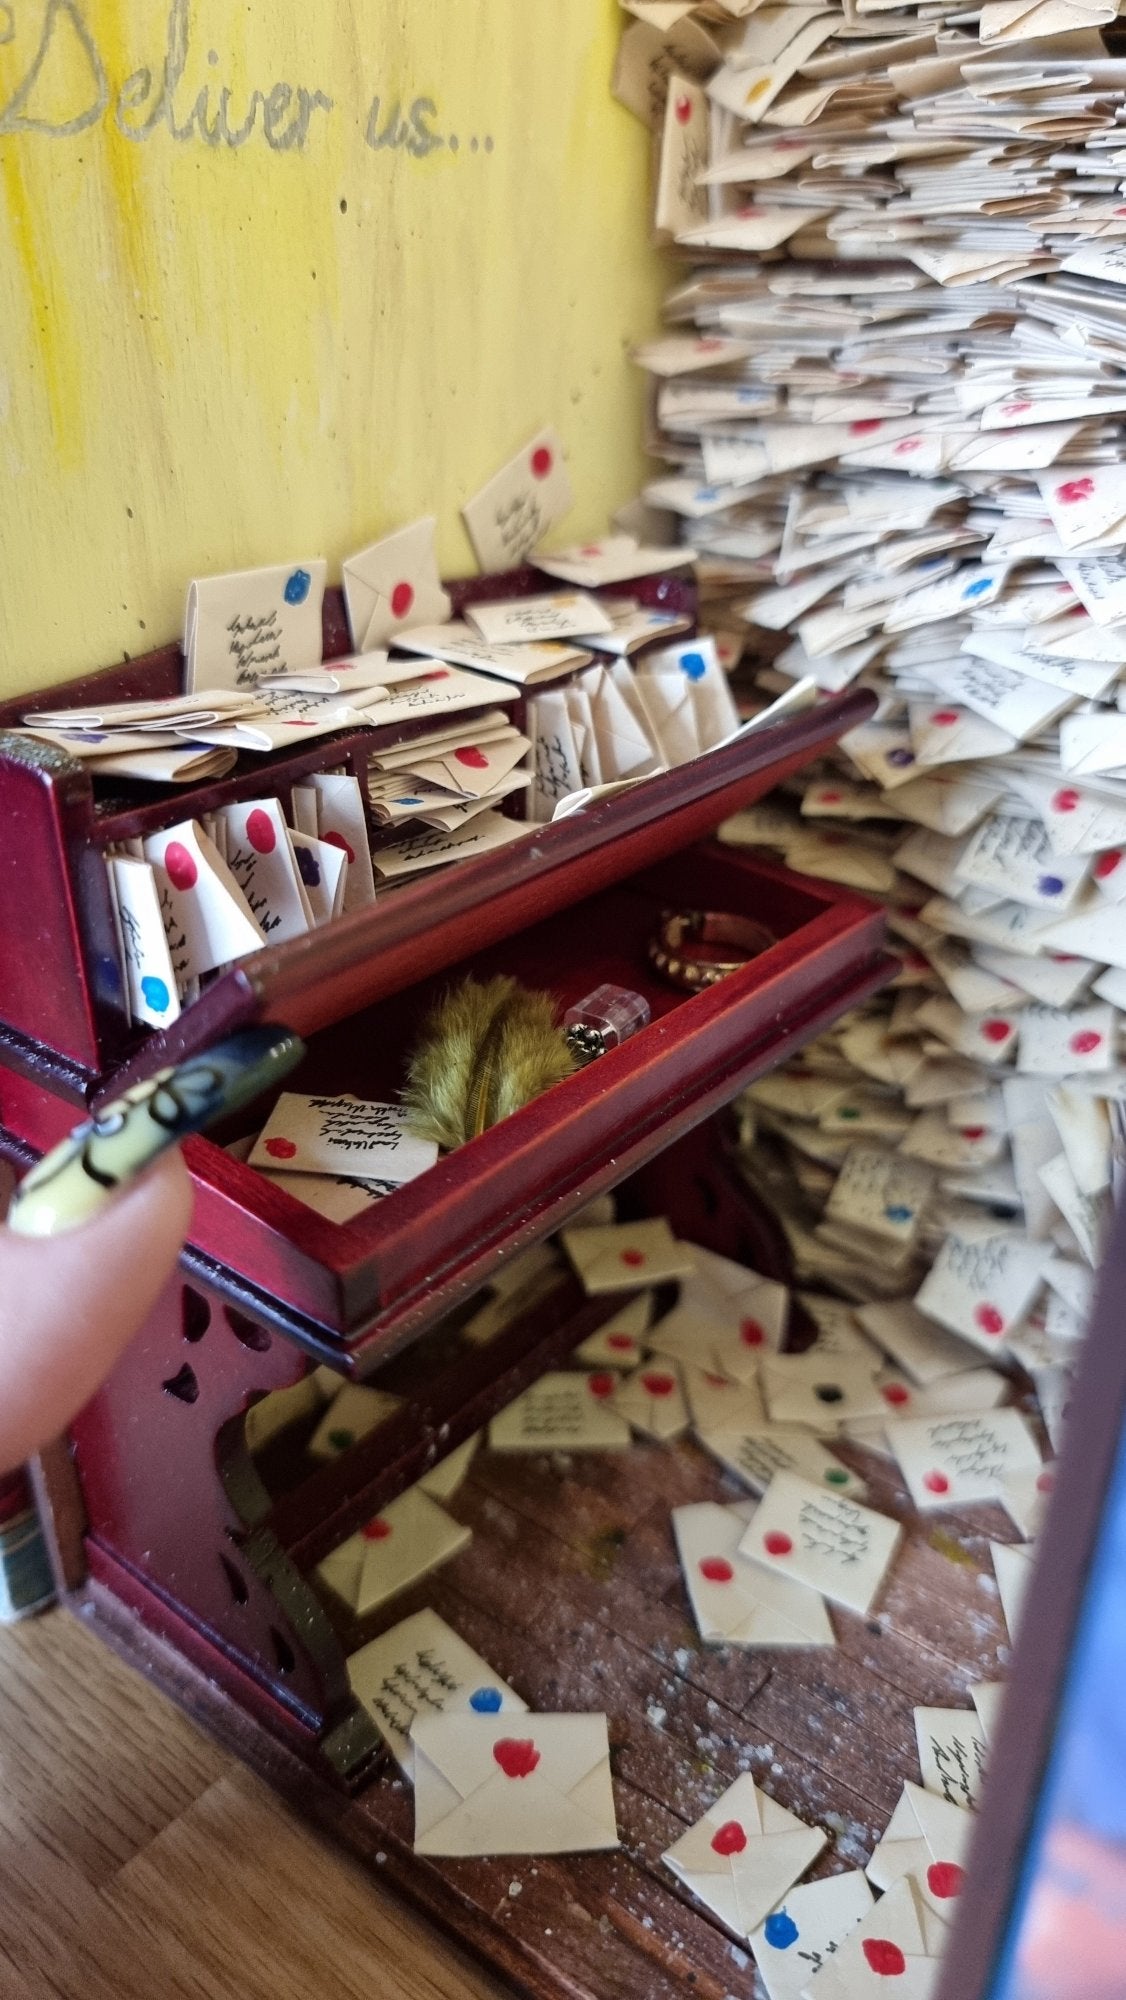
647,909 -> 774,992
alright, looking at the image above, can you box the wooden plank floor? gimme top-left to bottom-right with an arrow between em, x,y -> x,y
0,1607 -> 503,2000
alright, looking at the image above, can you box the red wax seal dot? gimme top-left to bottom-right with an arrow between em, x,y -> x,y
1003,400 -> 1032,414
1037,1471 -> 1055,1494
323,830 -> 357,864
849,419 -> 881,435
607,1334 -> 634,1352
764,1531 -> 793,1558
362,1517 -> 392,1541
530,446 -> 553,479
588,1373 -> 615,1400
264,1137 -> 297,1160
620,1248 -> 646,1268
863,1940 -> 907,1977
1095,849 -> 1122,878
975,1304 -> 1004,1336
923,1471 -> 951,1495
699,1557 -> 734,1584
1070,1030 -> 1102,1054
820,790 -> 843,803
642,1372 -> 676,1398
704,1372 -> 729,1389
894,437 -> 921,454
927,1862 -> 966,1900
1056,477 -> 1095,505
493,1738 -> 540,1779
740,1319 -> 766,1348
930,710 -> 958,726
1052,789 -> 1081,812
390,580 -> 415,619
981,1019 -> 1011,1043
455,746 -> 489,769
883,1383 -> 911,1407
710,1821 -> 747,1856
164,840 -> 198,890
674,92 -> 692,123
960,1126 -> 986,1142
246,808 -> 276,855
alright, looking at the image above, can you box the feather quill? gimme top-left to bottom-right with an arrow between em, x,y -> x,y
403,975 -> 578,1151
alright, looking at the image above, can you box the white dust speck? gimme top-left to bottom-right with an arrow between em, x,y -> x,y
509,1880 -> 522,1898
729,1944 -> 750,1969
375,1851 -> 387,1865
648,1704 -> 667,1728
978,1573 -> 999,1596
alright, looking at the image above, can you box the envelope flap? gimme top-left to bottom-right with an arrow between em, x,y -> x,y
907,1781 -> 974,1862
411,1711 -> 610,1803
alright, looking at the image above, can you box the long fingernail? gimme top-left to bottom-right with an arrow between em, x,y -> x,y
8,1026 -> 304,1238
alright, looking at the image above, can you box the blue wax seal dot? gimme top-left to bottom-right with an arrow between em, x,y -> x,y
73,731 -> 107,744
696,487 -> 718,502
284,568 -> 312,605
395,796 -> 424,806
680,651 -> 708,682
469,1687 -> 503,1713
141,976 -> 170,1013
765,1912 -> 799,1951
295,847 -> 322,888
885,1203 -> 913,1223
962,577 -> 993,599
1038,875 -> 1064,896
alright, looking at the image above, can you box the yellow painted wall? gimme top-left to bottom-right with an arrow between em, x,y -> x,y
0,0 -> 662,694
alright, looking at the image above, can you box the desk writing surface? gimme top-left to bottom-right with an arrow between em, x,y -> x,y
0,0 -> 661,693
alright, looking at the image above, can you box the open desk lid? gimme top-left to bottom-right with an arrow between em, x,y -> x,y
97,687 -> 875,1103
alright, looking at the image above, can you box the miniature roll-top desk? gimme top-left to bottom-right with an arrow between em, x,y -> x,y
0,568 -> 895,2000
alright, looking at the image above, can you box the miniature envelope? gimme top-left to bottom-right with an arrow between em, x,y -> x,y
142,820 -> 265,978
412,1710 -> 618,1856
682,1363 -> 768,1435
1037,463 -> 1126,553
317,1487 -> 470,1618
461,430 -> 574,572
634,653 -> 703,765
412,731 -> 531,800
306,1380 -> 403,1461
885,1409 -> 1041,1512
488,1372 -> 632,1452
216,798 -> 313,944
259,651 -> 397,695
250,1094 -> 438,1186
991,1538 -> 1036,1642
561,1219 -> 695,1294
655,73 -> 709,236
108,856 -> 184,1029
574,1293 -> 654,1369
761,1356 -> 887,1431
466,592 -> 611,646
615,1361 -> 690,1440
307,773 -> 378,912
536,536 -> 689,588
588,666 -> 663,779
702,1425 -> 868,1503
286,833 -> 348,927
342,517 -> 452,652
914,1228 -> 1052,1354
739,1472 -> 901,1617
347,1608 -> 526,1776
854,1300 -> 985,1386
183,560 -> 326,692
645,636 -> 740,750
673,1502 -> 836,1649
392,622 -> 588,687
259,1168 -> 388,1223
1018,1002 -> 1116,1076
243,1376 -> 322,1454
662,1773 -> 828,1942
867,1781 -> 974,1925
529,687 -> 584,821
970,1682 -> 1005,1741
750,1870 -> 875,2000
824,1147 -> 933,1248
914,1706 -> 988,1811
808,1876 -> 939,2000
418,1433 -> 480,1503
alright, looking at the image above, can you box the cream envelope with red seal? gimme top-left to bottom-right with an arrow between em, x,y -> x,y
142,820 -> 265,977
249,1093 -> 438,1186
615,1360 -> 690,1440
739,1472 -> 901,1617
867,1780 -> 974,1925
914,1226 -> 1052,1355
561,1219 -> 695,1294
750,1869 -> 875,2000
412,1710 -> 618,1856
535,535 -> 690,588
488,1372 -> 632,1452
574,1293 -> 654,1369
662,1773 -> 828,1942
342,517 -> 452,652
418,1433 -> 480,1503
391,621 -> 588,687
855,1299 -> 989,1386
462,430 -> 574,573
885,1408 -> 1041,1511
347,1607 -> 526,1777
316,1486 -> 470,1617
411,730 -> 531,799
673,1501 -> 836,1649
802,1877 -> 939,2000
682,1363 -> 768,1435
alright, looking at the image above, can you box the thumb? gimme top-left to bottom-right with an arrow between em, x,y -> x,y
0,1150 -> 193,1472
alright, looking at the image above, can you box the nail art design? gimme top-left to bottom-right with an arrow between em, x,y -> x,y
8,1026 -> 304,1238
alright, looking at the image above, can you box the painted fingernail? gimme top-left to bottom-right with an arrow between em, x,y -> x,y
8,1026 -> 304,1238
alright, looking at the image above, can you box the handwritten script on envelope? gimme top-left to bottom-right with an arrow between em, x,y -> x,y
248,1093 -> 438,1186
412,1711 -> 618,1856
347,1608 -> 526,1777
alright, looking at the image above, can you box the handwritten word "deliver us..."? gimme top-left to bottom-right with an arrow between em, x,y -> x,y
0,0 -> 490,157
